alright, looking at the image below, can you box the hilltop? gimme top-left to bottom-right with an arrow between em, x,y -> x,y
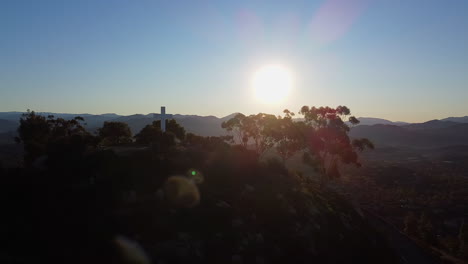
1,137 -> 398,264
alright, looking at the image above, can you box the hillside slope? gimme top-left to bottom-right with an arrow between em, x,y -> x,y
1,146 -> 398,263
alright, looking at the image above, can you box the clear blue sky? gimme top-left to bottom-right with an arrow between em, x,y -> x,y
1,0 -> 467,122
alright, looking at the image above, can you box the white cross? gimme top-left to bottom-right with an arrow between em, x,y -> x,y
158,106 -> 172,132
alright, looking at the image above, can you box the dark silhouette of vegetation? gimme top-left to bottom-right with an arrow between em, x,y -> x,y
1,109 -> 398,264
164,119 -> 186,140
184,133 -> 233,151
134,121 -> 163,144
135,119 -> 186,144
15,110 -> 93,166
98,121 -> 132,146
221,113 -> 250,147
299,106 -> 374,180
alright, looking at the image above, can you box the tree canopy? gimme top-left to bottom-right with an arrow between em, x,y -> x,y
98,121 -> 133,146
134,119 -> 186,145
222,105 -> 374,180
16,110 -> 92,165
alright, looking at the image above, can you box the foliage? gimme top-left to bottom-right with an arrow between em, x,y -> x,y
15,110 -> 92,165
134,121 -> 163,144
98,121 -> 133,146
222,106 -> 374,180
222,112 -> 297,157
185,133 -> 232,151
165,119 -> 186,140
135,119 -> 186,144
298,106 -> 373,180
221,113 -> 249,147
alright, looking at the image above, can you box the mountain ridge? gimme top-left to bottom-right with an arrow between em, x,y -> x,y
355,117 -> 409,126
1,112 -> 468,147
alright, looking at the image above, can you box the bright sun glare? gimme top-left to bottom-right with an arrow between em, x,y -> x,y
252,64 -> 293,104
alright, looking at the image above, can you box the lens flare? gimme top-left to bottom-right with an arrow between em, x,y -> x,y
188,169 -> 204,184
164,175 -> 200,208
115,235 -> 150,264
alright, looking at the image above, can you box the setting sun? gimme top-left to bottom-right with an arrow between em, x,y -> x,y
252,64 -> 293,104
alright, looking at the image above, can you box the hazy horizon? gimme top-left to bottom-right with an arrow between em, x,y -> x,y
1,108 -> 467,123
1,0 -> 467,123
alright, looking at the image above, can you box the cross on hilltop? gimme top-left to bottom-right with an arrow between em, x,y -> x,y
155,106 -> 172,132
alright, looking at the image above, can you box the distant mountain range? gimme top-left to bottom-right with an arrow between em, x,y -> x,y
0,112 -> 237,143
350,120 -> 468,148
352,117 -> 409,126
1,112 -> 468,147
440,116 -> 468,123
0,119 -> 18,133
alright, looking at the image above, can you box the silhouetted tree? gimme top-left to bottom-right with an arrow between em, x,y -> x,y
242,113 -> 279,155
185,133 -> 232,151
135,119 -> 186,144
274,111 -> 306,163
15,110 -> 90,165
15,110 -> 49,164
165,119 -> 186,140
221,113 -> 249,147
134,122 -> 162,144
298,105 -> 373,181
222,113 -> 294,157
98,121 -> 132,146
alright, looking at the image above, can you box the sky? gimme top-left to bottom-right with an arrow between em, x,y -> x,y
1,0 -> 467,122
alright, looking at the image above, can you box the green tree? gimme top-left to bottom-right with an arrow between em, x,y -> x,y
98,121 -> 132,146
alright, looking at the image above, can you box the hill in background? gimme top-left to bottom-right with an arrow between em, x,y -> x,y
1,112 -> 468,148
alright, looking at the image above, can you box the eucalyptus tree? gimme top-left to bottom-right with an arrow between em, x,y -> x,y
222,105 -> 374,182
298,105 -> 374,181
